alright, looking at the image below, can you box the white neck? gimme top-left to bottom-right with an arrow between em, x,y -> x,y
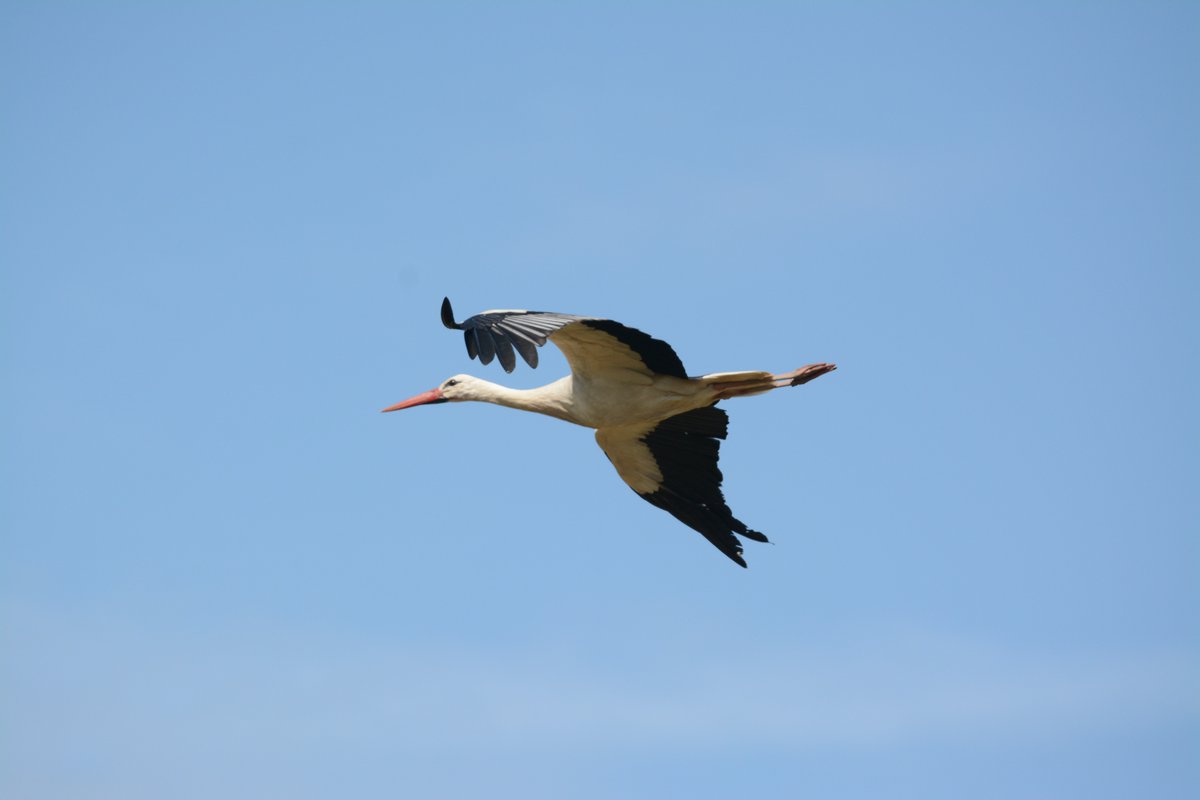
469,376 -> 578,425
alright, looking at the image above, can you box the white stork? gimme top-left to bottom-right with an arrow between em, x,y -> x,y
384,298 -> 836,567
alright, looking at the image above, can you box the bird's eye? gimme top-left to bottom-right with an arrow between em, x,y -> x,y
446,379 -> 458,387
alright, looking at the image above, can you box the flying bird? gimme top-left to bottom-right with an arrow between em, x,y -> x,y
383,298 -> 836,567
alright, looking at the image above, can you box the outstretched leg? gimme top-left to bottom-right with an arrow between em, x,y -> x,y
709,362 -> 837,399
772,362 -> 838,387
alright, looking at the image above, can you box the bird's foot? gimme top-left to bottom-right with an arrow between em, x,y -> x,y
775,363 -> 837,387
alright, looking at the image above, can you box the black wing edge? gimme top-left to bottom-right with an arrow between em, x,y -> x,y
439,297 -> 582,373
637,405 -> 768,568
578,319 -> 688,378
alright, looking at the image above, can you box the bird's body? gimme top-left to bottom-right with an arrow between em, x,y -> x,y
445,373 -> 706,428
384,298 -> 836,567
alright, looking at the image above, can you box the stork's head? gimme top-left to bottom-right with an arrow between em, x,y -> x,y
381,374 -> 479,412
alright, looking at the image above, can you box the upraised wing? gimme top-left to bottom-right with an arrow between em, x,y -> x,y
440,297 -> 583,372
594,405 -> 767,567
440,297 -> 687,378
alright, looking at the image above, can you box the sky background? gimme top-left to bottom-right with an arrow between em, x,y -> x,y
2,2 -> 1197,798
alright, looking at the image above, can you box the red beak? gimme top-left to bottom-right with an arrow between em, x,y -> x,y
381,388 -> 446,412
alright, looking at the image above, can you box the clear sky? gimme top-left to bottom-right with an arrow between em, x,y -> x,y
2,2 -> 1197,798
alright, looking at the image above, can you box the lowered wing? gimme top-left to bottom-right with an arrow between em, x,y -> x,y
594,405 -> 767,567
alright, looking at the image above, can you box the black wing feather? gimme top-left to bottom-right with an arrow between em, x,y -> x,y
509,333 -> 539,369
473,326 -> 496,365
493,335 -> 517,373
637,405 -> 768,568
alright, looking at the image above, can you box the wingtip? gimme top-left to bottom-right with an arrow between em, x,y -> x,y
741,529 -> 770,543
726,544 -> 749,568
440,297 -> 460,329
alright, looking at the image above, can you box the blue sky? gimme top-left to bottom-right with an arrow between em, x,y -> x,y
1,2 -> 1197,798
